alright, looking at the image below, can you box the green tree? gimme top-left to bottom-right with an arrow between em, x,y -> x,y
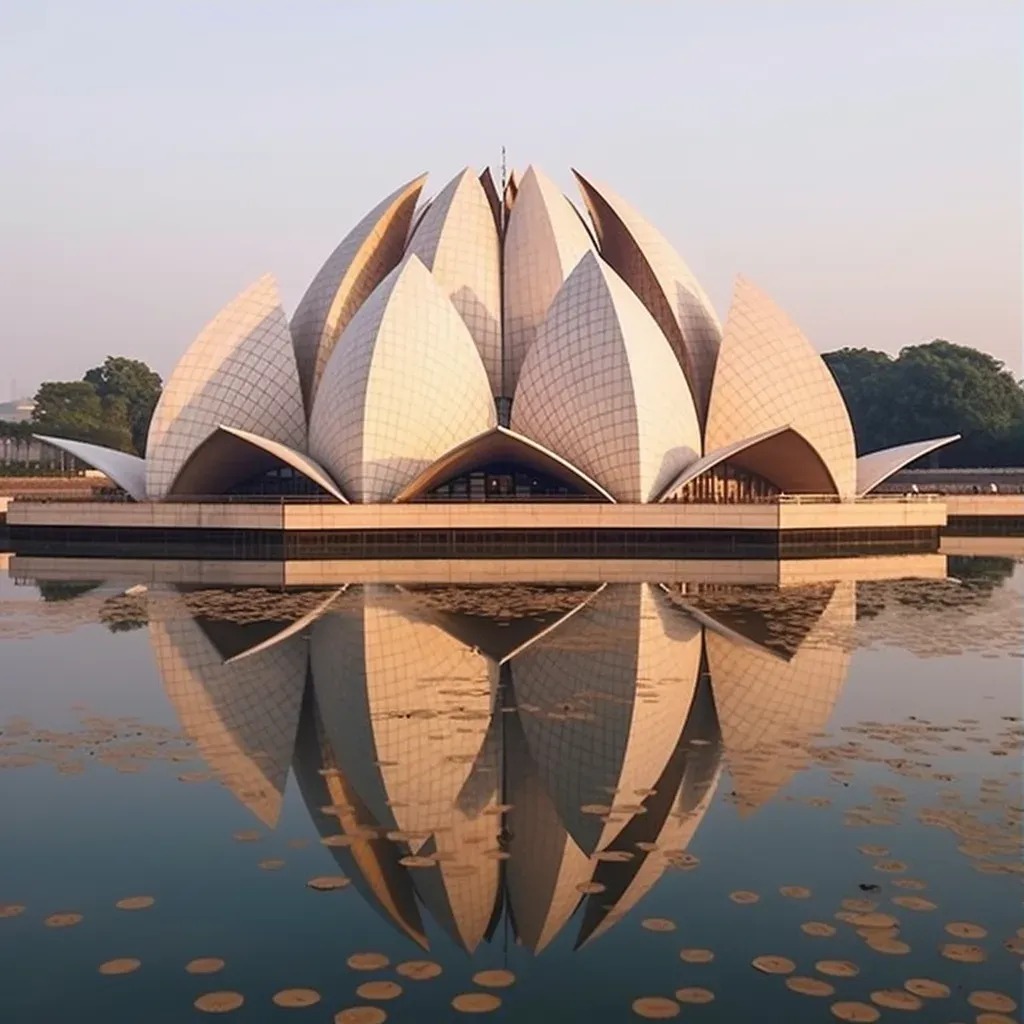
825,340 -> 1024,466
31,381 -> 134,452
84,357 -> 162,455
822,348 -> 893,452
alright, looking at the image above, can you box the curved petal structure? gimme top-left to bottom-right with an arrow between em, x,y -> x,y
512,252 -> 701,503
291,174 -> 428,408
573,170 -> 722,421
705,277 -> 857,497
706,582 -> 854,815
145,274 -> 306,500
502,165 -> 595,395
393,426 -> 615,503
308,255 -> 497,503
407,169 -> 502,395
166,426 -> 347,501
511,584 -> 702,856
856,435 -> 960,496
33,435 -> 147,501
656,426 -> 837,500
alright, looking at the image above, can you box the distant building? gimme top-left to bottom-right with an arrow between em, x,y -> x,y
0,397 -> 35,423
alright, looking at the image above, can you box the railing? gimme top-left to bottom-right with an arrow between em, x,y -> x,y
8,491 -> 946,506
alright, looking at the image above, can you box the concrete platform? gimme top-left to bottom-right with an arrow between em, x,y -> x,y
5,495 -> 948,561
7,495 -> 947,532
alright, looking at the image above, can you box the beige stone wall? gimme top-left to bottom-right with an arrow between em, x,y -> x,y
10,497 -> 950,532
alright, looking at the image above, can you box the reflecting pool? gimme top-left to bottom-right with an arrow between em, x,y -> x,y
0,554 -> 1021,1022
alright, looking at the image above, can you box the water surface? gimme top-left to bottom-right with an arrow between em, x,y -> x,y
0,555 -> 1021,1023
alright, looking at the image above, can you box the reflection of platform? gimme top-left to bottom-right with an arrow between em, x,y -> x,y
9,553 -> 949,588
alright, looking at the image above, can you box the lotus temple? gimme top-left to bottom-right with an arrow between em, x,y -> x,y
17,163 -> 959,556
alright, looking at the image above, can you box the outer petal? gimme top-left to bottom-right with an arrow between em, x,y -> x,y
510,584 -> 702,856
656,426 -> 837,500
502,165 -> 595,394
165,425 -> 347,501
393,426 -> 614,503
308,255 -> 497,503
406,168 -> 502,395
511,251 -> 701,503
148,587 -> 307,827
291,174 -> 427,408
145,274 -> 306,500
33,435 -> 147,501
856,435 -> 960,496
573,170 -> 722,422
705,582 -> 854,815
705,277 -> 857,497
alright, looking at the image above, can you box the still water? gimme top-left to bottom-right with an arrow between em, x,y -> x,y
0,554 -> 1021,1023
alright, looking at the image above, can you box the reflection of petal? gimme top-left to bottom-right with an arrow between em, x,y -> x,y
291,685 -> 429,948
310,586 -> 501,953
148,587 -> 306,827
576,676 -> 722,947
511,584 -> 702,854
226,588 -> 345,664
506,699 -> 592,953
707,581 -> 854,814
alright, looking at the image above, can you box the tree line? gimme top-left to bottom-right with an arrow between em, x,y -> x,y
823,340 -> 1024,467
0,357 -> 162,457
3,340 -> 1022,468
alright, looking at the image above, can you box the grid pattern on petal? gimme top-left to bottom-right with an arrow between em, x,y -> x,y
291,176 -> 426,408
706,582 -> 853,813
308,257 -> 496,503
705,277 -> 857,496
502,166 -> 595,396
146,275 -> 307,499
511,585 -> 701,855
149,594 -> 307,827
310,587 -> 500,952
407,170 -> 502,396
573,173 -> 722,423
511,254 -> 701,502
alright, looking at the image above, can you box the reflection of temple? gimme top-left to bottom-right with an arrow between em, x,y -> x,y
148,577 -> 856,952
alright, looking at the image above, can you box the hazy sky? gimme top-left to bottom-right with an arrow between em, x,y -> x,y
1,1 -> 1020,398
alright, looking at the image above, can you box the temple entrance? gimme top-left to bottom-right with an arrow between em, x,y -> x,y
423,459 -> 591,501
669,462 -> 780,503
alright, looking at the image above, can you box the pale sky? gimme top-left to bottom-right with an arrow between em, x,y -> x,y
1,0 -> 1020,398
